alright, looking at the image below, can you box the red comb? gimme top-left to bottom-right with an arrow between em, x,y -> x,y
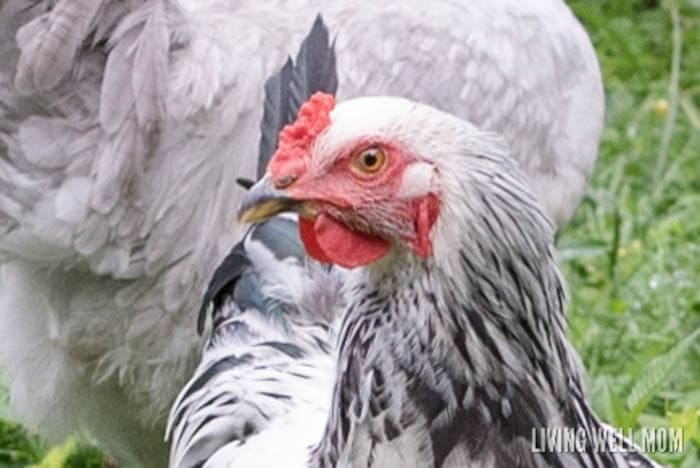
268,92 -> 335,178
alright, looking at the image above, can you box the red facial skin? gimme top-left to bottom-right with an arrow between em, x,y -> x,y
298,214 -> 390,267
277,141 -> 440,268
267,93 -> 440,268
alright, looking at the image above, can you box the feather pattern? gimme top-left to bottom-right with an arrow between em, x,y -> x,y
167,215 -> 343,467
287,15 -> 338,129
0,0 -> 603,465
303,98 -> 655,467
14,0 -> 104,94
173,96 -> 656,467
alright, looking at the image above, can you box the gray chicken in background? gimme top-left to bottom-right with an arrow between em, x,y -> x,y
0,0 -> 603,465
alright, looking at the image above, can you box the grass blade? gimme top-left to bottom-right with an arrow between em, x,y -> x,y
625,327 -> 700,426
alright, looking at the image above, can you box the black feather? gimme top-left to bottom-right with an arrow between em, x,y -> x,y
235,177 -> 255,189
287,14 -> 338,122
197,243 -> 251,334
256,14 -> 338,179
257,58 -> 293,179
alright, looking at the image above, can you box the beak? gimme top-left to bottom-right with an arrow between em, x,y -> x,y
237,175 -> 303,223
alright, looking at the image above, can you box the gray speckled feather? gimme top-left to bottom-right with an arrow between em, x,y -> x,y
196,216 -> 306,334
297,98 -> 657,468
167,214 -> 343,468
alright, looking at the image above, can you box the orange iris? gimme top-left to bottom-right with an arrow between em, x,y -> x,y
351,147 -> 386,176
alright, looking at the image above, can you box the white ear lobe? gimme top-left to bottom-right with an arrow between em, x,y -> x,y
397,162 -> 437,199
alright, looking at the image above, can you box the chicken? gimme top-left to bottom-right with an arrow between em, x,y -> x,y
0,0 -> 603,464
169,69 -> 655,468
249,90 -> 651,466
168,18 -> 655,468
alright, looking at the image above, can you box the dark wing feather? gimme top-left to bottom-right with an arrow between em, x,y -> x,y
256,14 -> 337,178
287,14 -> 338,122
256,57 -> 293,179
197,242 -> 251,334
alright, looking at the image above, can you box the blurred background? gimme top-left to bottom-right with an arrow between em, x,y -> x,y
0,0 -> 698,466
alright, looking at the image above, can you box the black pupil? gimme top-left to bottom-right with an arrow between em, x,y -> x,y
363,152 -> 378,167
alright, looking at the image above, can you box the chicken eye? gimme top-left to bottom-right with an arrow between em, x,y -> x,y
351,147 -> 386,175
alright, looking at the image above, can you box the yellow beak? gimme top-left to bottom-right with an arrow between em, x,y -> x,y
237,176 -> 303,223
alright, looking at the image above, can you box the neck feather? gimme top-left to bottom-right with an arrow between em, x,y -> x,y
312,130 -> 589,467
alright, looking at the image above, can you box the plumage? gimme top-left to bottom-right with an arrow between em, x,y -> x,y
167,215 -> 341,467
258,15 -> 338,179
0,0 -> 603,465
171,74 -> 655,468
169,18 -> 655,468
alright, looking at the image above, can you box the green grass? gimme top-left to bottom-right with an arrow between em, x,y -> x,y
562,0 -> 700,466
1,0 -> 699,466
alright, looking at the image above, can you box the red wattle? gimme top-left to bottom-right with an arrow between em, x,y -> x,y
299,217 -> 333,263
409,193 -> 440,258
299,214 -> 391,268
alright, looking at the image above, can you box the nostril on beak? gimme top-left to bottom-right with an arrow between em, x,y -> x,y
274,174 -> 297,189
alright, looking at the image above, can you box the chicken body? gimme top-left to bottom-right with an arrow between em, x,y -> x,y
171,95 -> 654,467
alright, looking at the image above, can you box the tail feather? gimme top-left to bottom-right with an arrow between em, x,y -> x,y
256,15 -> 337,178
287,15 -> 338,123
257,57 -> 294,179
